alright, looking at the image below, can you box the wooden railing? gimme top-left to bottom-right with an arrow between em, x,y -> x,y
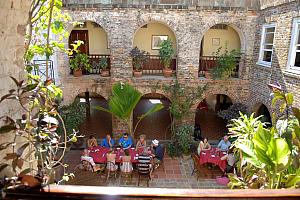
142,55 -> 177,75
5,185 -> 300,199
70,54 -> 111,75
198,56 -> 240,78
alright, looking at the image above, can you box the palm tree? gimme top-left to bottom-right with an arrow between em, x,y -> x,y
94,82 -> 164,136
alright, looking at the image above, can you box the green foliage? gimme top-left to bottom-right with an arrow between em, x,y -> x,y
97,57 -> 108,70
69,53 -> 92,72
159,39 -> 174,69
129,46 -> 149,71
228,89 -> 300,189
217,103 -> 249,121
57,99 -> 86,136
95,82 -> 164,136
210,45 -> 241,80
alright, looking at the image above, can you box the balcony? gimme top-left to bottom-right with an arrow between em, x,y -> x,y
141,55 -> 177,76
62,0 -> 259,10
198,56 -> 240,78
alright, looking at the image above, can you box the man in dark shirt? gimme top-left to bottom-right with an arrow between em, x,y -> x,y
151,139 -> 164,168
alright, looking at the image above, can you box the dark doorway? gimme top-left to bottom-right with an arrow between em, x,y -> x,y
69,30 -> 89,54
78,92 -> 112,140
195,94 -> 233,140
133,94 -> 171,140
256,104 -> 272,127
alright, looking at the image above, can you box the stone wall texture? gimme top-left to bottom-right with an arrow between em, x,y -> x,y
249,1 -> 300,114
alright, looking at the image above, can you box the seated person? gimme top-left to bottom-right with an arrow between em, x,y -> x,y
136,134 -> 147,150
106,151 -> 118,171
101,134 -> 115,148
197,137 -> 211,155
221,148 -> 236,176
150,139 -> 164,168
138,150 -> 153,177
87,135 -> 98,148
118,132 -> 133,149
120,149 -> 133,173
80,149 -> 101,171
217,135 -> 231,151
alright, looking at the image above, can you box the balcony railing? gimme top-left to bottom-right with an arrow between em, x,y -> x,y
141,55 -> 177,76
198,56 -> 240,78
70,54 -> 111,75
62,0 -> 259,10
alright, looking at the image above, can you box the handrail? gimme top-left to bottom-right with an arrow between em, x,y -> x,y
6,185 -> 300,199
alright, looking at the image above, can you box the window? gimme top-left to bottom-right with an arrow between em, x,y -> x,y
258,24 -> 276,66
287,18 -> 300,71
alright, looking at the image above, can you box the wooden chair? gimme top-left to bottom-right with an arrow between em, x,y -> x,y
191,153 -> 201,180
120,156 -> 133,185
106,153 -> 118,182
137,161 -> 152,187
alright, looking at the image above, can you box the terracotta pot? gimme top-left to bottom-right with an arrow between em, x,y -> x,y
163,68 -> 173,77
73,69 -> 82,77
133,70 -> 142,77
101,69 -> 110,77
205,71 -> 212,79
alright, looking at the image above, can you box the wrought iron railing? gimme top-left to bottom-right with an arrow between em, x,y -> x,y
69,54 -> 111,75
141,55 -> 177,75
198,56 -> 240,78
32,60 -> 56,84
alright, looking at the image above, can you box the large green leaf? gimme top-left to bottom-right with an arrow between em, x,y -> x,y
253,124 -> 273,165
285,93 -> 294,106
138,103 -> 164,121
267,138 -> 290,170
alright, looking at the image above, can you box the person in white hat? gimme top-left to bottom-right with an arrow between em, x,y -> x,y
151,139 -> 164,169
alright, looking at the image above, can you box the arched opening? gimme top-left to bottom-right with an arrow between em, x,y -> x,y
69,21 -> 110,75
133,93 -> 171,140
133,22 -> 177,76
195,94 -> 233,140
255,104 -> 272,127
77,92 -> 112,140
199,24 -> 241,78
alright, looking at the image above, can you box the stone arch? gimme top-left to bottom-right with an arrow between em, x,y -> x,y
252,102 -> 272,126
133,92 -> 172,140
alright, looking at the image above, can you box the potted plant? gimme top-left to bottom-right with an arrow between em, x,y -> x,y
210,46 -> 241,80
159,39 -> 174,77
130,46 -> 149,77
98,57 -> 110,77
69,53 -> 92,77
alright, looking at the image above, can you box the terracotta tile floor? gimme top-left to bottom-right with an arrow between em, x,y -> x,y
63,150 -> 226,189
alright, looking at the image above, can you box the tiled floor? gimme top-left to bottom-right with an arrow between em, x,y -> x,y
63,150 -> 226,189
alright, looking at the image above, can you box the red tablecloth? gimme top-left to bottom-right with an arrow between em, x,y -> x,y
199,148 -> 227,172
88,146 -> 143,164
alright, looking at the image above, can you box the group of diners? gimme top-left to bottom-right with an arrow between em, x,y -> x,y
197,135 -> 236,176
81,132 -> 164,175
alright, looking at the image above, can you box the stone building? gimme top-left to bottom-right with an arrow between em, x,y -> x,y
1,0 -> 300,142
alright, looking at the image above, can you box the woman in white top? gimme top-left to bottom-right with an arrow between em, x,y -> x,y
197,137 -> 211,155
120,149 -> 133,173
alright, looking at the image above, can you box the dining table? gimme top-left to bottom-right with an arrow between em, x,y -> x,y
88,146 -> 144,164
198,147 -> 227,172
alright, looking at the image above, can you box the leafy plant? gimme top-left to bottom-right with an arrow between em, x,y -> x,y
159,39 -> 174,69
218,103 -> 249,121
69,53 -> 92,72
129,47 -> 149,71
97,57 -> 108,70
210,45 -> 241,80
57,99 -> 86,137
94,82 -> 164,136
227,86 -> 300,189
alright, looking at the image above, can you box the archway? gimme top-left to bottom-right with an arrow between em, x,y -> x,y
69,21 -> 110,74
199,23 -> 241,78
195,94 -> 233,140
133,93 -> 171,140
133,22 -> 177,75
77,92 -> 112,140
255,104 -> 272,127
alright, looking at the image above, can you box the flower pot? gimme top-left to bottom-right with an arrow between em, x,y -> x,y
163,68 -> 173,77
205,71 -> 212,79
73,69 -> 82,77
101,69 -> 110,77
133,70 -> 142,77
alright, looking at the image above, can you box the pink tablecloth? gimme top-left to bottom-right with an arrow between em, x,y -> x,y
199,148 -> 227,172
88,146 -> 143,164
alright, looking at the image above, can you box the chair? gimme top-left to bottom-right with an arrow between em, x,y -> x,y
191,153 -> 201,180
137,161 -> 152,187
106,161 -> 118,182
120,156 -> 133,185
